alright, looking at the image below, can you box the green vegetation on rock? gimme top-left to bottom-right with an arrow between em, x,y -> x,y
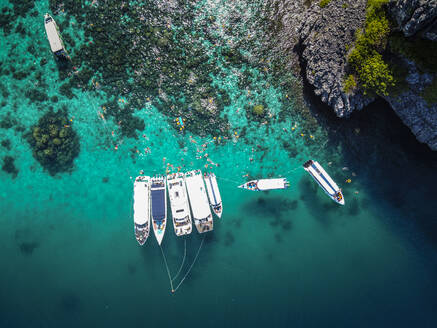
347,0 -> 394,96
319,0 -> 332,8
26,109 -> 80,176
343,74 -> 357,93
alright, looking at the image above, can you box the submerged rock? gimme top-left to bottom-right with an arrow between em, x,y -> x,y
26,109 -> 80,176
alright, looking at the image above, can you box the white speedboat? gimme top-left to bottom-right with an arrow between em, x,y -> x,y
44,13 -> 69,60
239,178 -> 289,191
133,176 -> 151,245
185,170 -> 213,233
151,175 -> 167,245
303,160 -> 345,205
204,172 -> 223,218
167,172 -> 192,236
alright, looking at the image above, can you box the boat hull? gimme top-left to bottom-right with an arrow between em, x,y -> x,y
185,170 -> 213,233
151,176 -> 167,245
204,173 -> 223,219
133,176 -> 151,245
167,173 -> 192,236
303,160 -> 345,205
239,178 -> 289,191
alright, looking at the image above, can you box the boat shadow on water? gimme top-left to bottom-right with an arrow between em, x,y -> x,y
298,176 -> 346,228
240,196 -> 298,232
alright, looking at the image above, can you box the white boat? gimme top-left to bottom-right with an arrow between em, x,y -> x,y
44,13 -> 69,60
303,160 -> 345,205
167,172 -> 192,236
151,175 -> 167,245
133,176 -> 151,245
185,170 -> 213,233
239,178 -> 289,191
204,172 -> 223,218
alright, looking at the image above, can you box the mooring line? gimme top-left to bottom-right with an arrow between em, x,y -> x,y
160,244 -> 174,292
171,239 -> 187,283
173,236 -> 205,293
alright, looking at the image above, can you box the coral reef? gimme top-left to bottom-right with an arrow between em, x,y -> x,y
26,109 -> 80,176
2,155 -> 19,178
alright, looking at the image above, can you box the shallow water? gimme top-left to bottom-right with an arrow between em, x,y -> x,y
1,1 -> 437,327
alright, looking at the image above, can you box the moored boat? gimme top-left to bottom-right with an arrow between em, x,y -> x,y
151,175 -> 167,245
44,13 -> 69,60
185,170 -> 213,233
303,159 -> 345,205
167,172 -> 192,236
133,176 -> 151,245
204,172 -> 223,218
239,178 -> 289,191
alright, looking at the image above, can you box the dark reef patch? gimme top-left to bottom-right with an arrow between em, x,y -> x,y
2,155 -> 18,178
1,139 -> 11,150
25,88 -> 49,103
19,241 -> 39,255
26,108 -> 80,176
45,0 -> 303,138
0,113 -> 18,129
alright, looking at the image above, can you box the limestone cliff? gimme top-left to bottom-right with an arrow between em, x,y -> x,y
275,0 -> 437,150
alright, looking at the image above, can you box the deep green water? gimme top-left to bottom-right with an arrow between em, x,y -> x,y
1,1 -> 437,327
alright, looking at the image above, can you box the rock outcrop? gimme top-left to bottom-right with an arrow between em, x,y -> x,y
389,0 -> 437,41
385,59 -> 437,149
274,0 -> 437,150
296,0 -> 371,117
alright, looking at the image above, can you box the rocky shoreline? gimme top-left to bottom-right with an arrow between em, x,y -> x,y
275,0 -> 437,150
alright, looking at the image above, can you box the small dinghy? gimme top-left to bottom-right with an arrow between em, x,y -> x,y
167,172 -> 192,236
239,178 -> 289,191
151,175 -> 167,245
204,172 -> 223,218
185,170 -> 213,233
303,160 -> 345,205
44,13 -> 69,60
133,176 -> 151,245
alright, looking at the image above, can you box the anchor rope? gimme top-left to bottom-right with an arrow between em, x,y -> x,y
173,236 -> 205,293
171,239 -> 187,283
160,244 -> 175,292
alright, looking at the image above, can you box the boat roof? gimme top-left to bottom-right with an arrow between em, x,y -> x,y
133,180 -> 149,225
257,178 -> 287,190
205,175 -> 221,205
185,174 -> 211,218
151,189 -> 165,220
44,16 -> 64,52
307,161 -> 339,195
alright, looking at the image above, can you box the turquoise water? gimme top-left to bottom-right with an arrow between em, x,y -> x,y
1,1 -> 437,327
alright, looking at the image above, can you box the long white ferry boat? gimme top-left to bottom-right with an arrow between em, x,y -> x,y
204,172 -> 223,218
44,13 -> 69,60
239,178 -> 289,191
151,176 -> 167,245
167,173 -> 192,236
303,160 -> 345,205
133,176 -> 151,245
185,170 -> 213,233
